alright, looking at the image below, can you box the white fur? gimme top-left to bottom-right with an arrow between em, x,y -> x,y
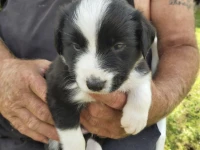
71,0 -> 116,105
48,140 -> 60,150
74,0 -> 115,95
75,52 -> 115,94
60,55 -> 67,65
73,89 -> 95,103
65,83 -> 78,90
74,0 -> 111,53
57,127 -> 85,150
86,138 -> 102,150
120,71 -> 152,134
60,1 -> 166,148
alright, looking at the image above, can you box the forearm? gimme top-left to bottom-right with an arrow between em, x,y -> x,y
134,0 -> 150,19
147,0 -> 199,125
0,38 -> 15,60
148,46 -> 199,125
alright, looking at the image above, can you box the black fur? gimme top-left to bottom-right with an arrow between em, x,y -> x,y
46,0 -> 155,149
46,57 -> 81,129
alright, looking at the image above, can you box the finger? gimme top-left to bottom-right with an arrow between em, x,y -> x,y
16,108 -> 59,141
81,108 -> 127,139
81,109 -> 103,128
85,103 -> 122,120
34,59 -> 51,75
29,74 -> 47,102
90,92 -> 127,110
81,109 -> 123,133
80,115 -> 126,139
8,116 -> 48,143
81,108 -> 120,131
80,116 -> 110,138
107,119 -> 127,139
25,94 -> 54,125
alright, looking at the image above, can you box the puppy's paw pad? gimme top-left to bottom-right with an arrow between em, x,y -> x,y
121,114 -> 147,135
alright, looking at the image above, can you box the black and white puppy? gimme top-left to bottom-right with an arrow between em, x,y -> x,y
46,0 -> 158,150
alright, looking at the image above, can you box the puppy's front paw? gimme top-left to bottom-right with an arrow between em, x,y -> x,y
45,140 -> 61,150
58,128 -> 85,150
121,111 -> 148,135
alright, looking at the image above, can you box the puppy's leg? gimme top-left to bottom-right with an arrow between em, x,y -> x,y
58,126 -> 85,150
47,89 -> 85,150
45,139 -> 61,150
121,73 -> 152,135
86,138 -> 102,150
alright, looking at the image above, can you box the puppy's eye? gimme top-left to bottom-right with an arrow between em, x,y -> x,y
112,43 -> 126,51
72,43 -> 81,51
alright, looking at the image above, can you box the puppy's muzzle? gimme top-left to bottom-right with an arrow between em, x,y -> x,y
86,76 -> 106,91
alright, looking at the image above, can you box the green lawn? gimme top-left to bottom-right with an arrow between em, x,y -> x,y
165,8 -> 200,150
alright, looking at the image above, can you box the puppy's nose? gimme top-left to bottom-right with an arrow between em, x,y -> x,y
86,77 -> 106,91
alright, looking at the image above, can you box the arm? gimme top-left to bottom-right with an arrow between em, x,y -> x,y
0,38 -> 58,142
148,0 -> 199,125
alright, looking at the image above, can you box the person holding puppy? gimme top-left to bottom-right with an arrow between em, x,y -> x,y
0,0 -> 198,150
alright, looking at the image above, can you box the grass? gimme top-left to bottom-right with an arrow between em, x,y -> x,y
165,78 -> 200,150
165,8 -> 200,150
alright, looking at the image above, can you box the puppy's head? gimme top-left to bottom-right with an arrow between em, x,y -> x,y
55,0 -> 155,93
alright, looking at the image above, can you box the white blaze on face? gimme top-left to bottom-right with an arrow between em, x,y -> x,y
73,0 -> 115,93
74,0 -> 111,52
75,52 -> 115,93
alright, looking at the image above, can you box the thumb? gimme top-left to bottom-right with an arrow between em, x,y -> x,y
34,59 -> 51,76
90,92 -> 127,110
29,74 -> 48,102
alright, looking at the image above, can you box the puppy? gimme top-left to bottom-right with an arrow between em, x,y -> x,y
45,0 -> 159,150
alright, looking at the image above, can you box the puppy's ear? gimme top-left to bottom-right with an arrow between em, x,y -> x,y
54,7 -> 67,55
55,21 -> 64,55
55,3 -> 77,55
134,11 -> 155,59
126,0 -> 134,7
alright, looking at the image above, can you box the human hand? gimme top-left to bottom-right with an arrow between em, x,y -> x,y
80,92 -> 128,139
0,59 -> 59,143
80,82 -> 163,139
